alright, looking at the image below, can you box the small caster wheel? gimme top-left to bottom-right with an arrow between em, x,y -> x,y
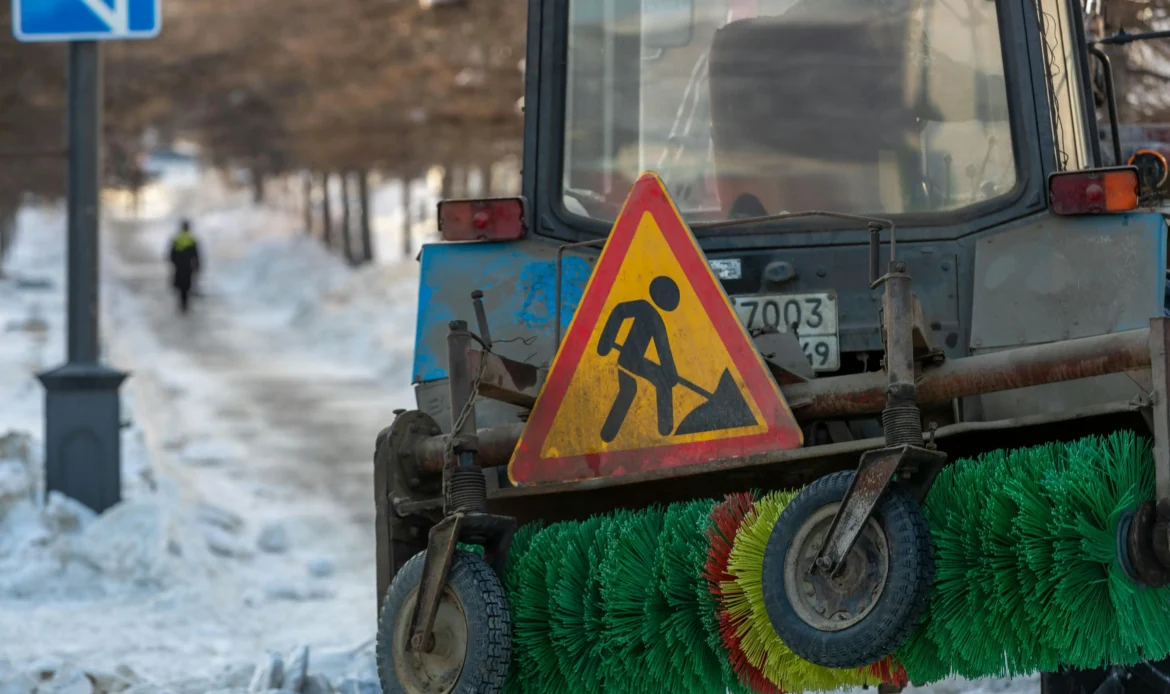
762,470 -> 933,669
376,549 -> 512,694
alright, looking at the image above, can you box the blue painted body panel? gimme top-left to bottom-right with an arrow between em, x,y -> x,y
413,242 -> 593,383
413,211 -> 1169,387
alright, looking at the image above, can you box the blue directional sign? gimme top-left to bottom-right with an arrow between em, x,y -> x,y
13,0 -> 161,42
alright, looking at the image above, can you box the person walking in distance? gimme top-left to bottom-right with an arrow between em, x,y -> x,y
168,219 -> 201,314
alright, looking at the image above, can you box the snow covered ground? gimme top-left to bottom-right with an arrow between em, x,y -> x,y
0,161 -> 1039,694
0,165 -> 416,693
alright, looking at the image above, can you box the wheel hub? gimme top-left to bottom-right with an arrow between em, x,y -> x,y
1120,501 -> 1170,588
784,503 -> 889,632
393,585 -> 469,694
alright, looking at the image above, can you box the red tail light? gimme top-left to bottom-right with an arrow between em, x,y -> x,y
1049,167 -> 1139,215
437,197 -> 527,242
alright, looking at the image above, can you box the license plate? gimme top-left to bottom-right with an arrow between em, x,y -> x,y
732,292 -> 841,372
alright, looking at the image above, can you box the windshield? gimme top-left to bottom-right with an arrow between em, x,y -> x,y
561,0 -> 1017,224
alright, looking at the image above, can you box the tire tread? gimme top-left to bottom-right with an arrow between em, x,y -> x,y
377,549 -> 512,694
763,470 -> 934,669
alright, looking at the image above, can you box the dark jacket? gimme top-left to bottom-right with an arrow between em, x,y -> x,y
169,231 -> 201,290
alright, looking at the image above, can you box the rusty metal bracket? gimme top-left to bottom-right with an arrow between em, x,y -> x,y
807,239 -> 944,577
405,314 -> 521,654
751,326 -> 813,385
1149,317 -> 1170,506
908,295 -> 937,355
404,510 -> 517,653
374,411 -> 443,612
461,512 -> 518,578
471,290 -> 493,349
1145,317 -> 1170,582
468,349 -> 543,409
408,513 -> 463,652
811,444 -> 947,577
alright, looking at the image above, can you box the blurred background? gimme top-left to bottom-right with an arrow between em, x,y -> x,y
0,2 -> 530,692
0,0 -> 527,264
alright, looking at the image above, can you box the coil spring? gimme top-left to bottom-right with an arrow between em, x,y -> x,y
882,405 -> 923,447
448,466 -> 488,514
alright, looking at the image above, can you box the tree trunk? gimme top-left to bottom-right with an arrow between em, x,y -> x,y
321,172 -> 334,249
453,165 -> 467,199
441,164 -> 454,201
252,168 -> 265,204
469,163 -> 485,197
403,178 -> 414,259
0,206 -> 10,273
341,172 -> 355,264
358,170 -> 374,263
303,171 -> 313,236
485,160 -> 497,197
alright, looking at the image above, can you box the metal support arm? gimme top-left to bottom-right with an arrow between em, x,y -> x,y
406,306 -> 517,655
812,252 -> 947,576
812,445 -> 945,573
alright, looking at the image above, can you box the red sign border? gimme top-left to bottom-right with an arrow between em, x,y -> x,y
508,173 -> 803,485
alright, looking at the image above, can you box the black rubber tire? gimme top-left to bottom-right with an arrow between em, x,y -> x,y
376,549 -> 512,694
762,470 -> 934,669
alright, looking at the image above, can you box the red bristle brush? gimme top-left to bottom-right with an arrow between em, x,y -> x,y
866,659 -> 909,687
704,492 -> 784,694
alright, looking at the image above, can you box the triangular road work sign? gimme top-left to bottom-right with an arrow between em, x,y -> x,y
508,172 -> 803,485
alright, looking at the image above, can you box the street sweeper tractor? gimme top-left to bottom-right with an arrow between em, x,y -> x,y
371,0 -> 1170,693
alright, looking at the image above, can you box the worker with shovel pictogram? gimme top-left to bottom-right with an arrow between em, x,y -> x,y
597,275 -> 758,443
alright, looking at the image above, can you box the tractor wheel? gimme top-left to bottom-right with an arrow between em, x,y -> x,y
376,549 -> 512,694
762,470 -> 933,669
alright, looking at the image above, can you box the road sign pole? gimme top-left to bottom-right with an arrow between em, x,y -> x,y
67,41 -> 100,362
37,40 -> 128,514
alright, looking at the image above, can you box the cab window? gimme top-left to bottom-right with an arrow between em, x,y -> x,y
561,0 -> 1018,224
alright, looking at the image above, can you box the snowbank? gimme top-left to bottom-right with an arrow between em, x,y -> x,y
0,193 -> 389,693
0,430 -> 177,601
221,234 -> 419,389
0,204 -> 169,603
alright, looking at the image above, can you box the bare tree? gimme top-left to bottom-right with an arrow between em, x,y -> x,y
0,0 -> 526,213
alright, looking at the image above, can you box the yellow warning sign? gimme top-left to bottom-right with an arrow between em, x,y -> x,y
509,172 -> 803,485
542,211 -> 768,458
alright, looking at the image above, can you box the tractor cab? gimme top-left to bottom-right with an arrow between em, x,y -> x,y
376,0 -> 1170,692
413,0 -> 1159,442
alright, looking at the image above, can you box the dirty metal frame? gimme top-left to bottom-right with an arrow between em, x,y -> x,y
403,327 -> 1156,475
384,322 -> 1170,626
1147,318 -> 1170,586
383,272 -> 1170,621
808,224 -> 947,577
405,314 -> 518,655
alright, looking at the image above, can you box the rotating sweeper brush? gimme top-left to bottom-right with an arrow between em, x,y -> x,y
491,430 -> 1170,693
373,174 -> 1170,694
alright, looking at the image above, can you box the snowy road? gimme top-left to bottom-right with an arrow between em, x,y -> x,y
110,213 -> 389,530
0,172 -> 419,690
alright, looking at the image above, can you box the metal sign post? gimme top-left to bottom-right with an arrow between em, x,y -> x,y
36,41 -> 128,514
14,0 -> 162,513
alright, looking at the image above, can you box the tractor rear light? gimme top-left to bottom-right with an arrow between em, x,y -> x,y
1049,167 -> 1139,215
437,197 -> 527,242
